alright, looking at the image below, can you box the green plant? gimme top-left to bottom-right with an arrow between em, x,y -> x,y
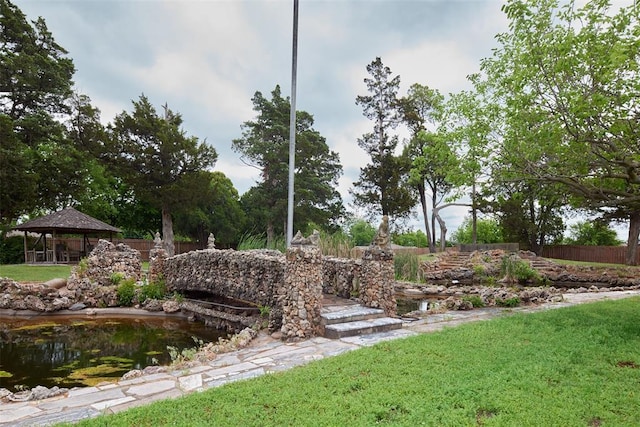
473,264 -> 486,276
141,278 -> 166,302
462,295 -> 485,308
258,305 -> 271,317
496,297 -> 521,308
394,253 -> 421,282
500,255 -> 539,283
168,337 -> 205,365
237,233 -> 286,253
483,276 -> 498,287
77,258 -> 88,276
116,279 -> 137,306
172,292 -> 185,303
110,272 -> 125,285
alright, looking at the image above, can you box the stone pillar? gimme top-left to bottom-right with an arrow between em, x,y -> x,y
359,216 -> 397,316
148,232 -> 167,284
280,231 -> 323,341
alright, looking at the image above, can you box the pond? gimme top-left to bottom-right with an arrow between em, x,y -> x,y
0,315 -> 228,390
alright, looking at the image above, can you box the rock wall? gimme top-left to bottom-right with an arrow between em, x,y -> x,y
360,248 -> 397,316
322,257 -> 361,298
163,249 -> 285,329
68,239 -> 142,289
280,244 -> 323,340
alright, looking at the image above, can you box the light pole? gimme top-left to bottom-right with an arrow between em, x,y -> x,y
287,0 -> 299,247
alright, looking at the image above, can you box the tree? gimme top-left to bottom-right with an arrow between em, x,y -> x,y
348,218 -> 376,246
232,85 -> 344,245
0,0 -> 78,226
451,216 -> 503,244
106,95 -> 217,255
174,171 -> 246,247
479,0 -> 640,264
351,57 -> 415,222
399,83 -> 444,251
564,221 -> 623,246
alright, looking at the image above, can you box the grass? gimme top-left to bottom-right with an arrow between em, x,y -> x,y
69,297 -> 640,426
0,264 -> 72,282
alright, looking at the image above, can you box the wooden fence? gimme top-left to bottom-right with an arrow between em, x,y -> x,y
541,245 -> 631,265
55,237 -> 203,262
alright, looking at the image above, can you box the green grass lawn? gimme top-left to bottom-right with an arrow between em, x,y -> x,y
0,264 -> 72,282
70,297 -> 640,426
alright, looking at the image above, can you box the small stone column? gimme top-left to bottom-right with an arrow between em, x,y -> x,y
148,232 -> 167,284
360,216 -> 397,316
280,231 -> 323,341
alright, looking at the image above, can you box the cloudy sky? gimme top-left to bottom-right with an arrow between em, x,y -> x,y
17,0 -> 510,235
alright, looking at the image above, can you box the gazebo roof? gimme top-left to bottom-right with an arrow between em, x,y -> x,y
14,207 -> 121,235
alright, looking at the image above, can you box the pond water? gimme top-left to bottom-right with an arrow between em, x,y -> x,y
0,316 -> 228,390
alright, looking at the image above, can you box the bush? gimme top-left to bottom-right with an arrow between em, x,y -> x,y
500,255 -> 539,283
462,295 -> 485,308
496,297 -> 521,308
117,279 -> 137,306
0,235 -> 27,264
394,253 -> 422,282
141,278 -> 166,302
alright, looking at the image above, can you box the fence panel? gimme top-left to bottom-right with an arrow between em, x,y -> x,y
541,245 -> 630,265
55,237 -> 202,262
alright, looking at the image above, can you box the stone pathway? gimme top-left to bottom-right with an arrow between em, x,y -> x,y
2,289 -> 639,426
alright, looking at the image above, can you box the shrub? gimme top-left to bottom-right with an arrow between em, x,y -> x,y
462,295 -> 485,308
500,255 -> 539,283
496,297 -> 521,307
0,235 -> 28,264
117,279 -> 137,306
110,272 -> 125,285
141,278 -> 166,302
394,253 -> 421,282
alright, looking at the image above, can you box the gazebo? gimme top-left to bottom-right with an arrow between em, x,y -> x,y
14,207 -> 121,264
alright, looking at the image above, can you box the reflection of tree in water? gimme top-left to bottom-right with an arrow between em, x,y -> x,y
0,317 -> 226,390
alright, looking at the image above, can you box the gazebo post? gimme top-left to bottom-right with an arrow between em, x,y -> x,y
52,230 -> 57,264
23,231 -> 28,264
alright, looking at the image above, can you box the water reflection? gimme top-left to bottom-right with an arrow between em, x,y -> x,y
0,316 -> 227,390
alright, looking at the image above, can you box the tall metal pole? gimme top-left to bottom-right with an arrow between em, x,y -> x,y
287,0 -> 299,247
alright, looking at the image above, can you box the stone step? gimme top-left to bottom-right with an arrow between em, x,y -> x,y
320,306 -> 386,326
323,317 -> 403,339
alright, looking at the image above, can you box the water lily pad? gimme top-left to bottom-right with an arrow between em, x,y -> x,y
0,370 -> 13,378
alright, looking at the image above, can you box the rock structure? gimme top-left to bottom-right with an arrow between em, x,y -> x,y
280,235 -> 324,340
359,216 -> 397,316
68,239 -> 142,289
163,248 -> 285,330
322,257 -> 361,298
0,278 -> 74,312
148,234 -> 167,285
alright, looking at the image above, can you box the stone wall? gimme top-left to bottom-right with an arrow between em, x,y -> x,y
360,247 -> 397,316
322,257 -> 361,298
68,239 -> 142,289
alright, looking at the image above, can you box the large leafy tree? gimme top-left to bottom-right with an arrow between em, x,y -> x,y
232,85 -> 344,245
174,171 -> 245,248
351,57 -> 415,222
0,0 -> 79,226
479,0 -> 640,264
564,220 -> 622,246
399,83 -> 444,251
105,95 -> 218,255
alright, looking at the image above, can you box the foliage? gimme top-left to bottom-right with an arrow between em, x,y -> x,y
351,57 -> 415,221
347,219 -> 376,246
392,230 -> 428,248
394,253 -> 422,283
478,0 -> 640,263
75,298 -> 640,426
232,85 -> 344,245
104,95 -> 218,256
500,255 -> 539,283
236,233 -> 286,253
495,296 -> 521,308
0,1 -> 88,226
109,272 -> 125,285
167,337 -> 205,365
317,230 -> 354,258
116,279 -> 137,307
564,220 -> 623,246
173,171 -> 246,248
462,295 -> 485,308
141,278 -> 167,302
0,235 -> 28,264
451,216 -> 503,244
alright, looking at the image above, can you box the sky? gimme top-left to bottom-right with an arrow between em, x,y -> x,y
16,0 -> 512,236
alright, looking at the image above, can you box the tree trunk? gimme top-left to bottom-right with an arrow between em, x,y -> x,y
266,221 -> 275,248
431,191 -> 438,252
626,211 -> 640,266
434,209 -> 447,252
417,182 -> 433,251
161,204 -> 175,256
471,182 -> 477,245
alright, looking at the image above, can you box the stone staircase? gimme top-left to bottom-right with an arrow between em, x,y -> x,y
320,305 -> 403,339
